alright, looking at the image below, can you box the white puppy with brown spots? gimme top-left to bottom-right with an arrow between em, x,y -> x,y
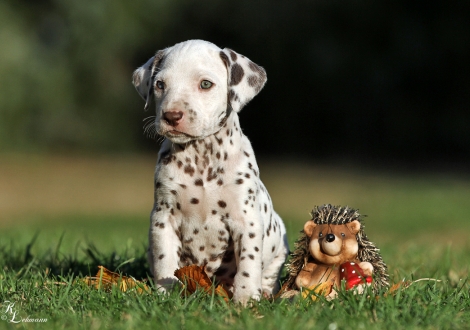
132,40 -> 288,305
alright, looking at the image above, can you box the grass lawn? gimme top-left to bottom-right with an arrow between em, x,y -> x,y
1,154 -> 470,329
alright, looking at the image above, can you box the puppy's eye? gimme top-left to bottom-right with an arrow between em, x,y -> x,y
156,80 -> 165,90
200,80 -> 213,89
319,232 -> 323,238
341,233 -> 345,237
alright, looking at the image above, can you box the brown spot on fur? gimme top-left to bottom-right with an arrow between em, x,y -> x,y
161,155 -> 172,165
229,50 -> 238,61
190,198 -> 199,204
249,61 -> 266,76
184,165 -> 195,176
229,90 -> 238,101
218,200 -> 227,208
207,172 -> 217,182
220,51 -> 230,67
247,74 -> 260,87
230,63 -> 244,86
194,178 -> 203,186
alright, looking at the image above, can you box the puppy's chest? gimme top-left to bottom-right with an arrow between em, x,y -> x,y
155,141 -> 247,217
177,215 -> 232,260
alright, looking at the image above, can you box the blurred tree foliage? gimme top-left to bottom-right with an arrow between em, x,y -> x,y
1,0 -> 469,163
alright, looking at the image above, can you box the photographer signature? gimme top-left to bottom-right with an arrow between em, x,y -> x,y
1,301 -> 47,323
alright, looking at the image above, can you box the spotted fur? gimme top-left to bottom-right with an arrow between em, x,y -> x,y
132,40 -> 288,305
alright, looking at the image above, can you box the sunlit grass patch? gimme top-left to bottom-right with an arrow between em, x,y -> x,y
1,154 -> 470,328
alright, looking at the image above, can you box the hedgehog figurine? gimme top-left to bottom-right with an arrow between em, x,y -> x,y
281,204 -> 389,298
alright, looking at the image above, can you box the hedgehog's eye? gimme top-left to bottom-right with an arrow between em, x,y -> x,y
319,232 -> 323,238
341,233 -> 345,237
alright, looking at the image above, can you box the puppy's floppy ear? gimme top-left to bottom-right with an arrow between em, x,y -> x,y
219,48 -> 267,113
132,50 -> 166,111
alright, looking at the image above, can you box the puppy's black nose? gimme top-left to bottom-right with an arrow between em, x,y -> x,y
326,234 -> 335,242
163,111 -> 183,127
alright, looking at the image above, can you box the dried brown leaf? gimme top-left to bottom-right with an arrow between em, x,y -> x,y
82,266 -> 150,294
174,265 -> 232,302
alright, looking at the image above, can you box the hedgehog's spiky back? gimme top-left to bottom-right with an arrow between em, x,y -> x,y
283,204 -> 389,292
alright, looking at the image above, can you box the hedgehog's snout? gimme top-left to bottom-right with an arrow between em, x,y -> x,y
321,235 -> 342,256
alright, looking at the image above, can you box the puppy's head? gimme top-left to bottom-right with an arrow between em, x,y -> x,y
132,40 -> 267,144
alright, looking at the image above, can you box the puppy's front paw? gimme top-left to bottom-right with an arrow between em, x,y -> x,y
232,284 -> 261,306
155,276 -> 180,294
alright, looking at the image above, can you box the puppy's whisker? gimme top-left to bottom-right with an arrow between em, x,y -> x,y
142,115 -> 159,140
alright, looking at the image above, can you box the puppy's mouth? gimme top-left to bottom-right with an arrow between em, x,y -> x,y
166,130 -> 192,137
162,129 -> 199,143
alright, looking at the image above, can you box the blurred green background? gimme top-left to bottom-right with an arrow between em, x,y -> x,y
1,0 -> 469,278
1,0 -> 469,161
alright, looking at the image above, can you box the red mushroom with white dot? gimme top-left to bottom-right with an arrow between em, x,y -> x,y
340,261 -> 373,290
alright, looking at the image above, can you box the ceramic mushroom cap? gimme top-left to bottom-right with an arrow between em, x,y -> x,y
340,262 -> 373,290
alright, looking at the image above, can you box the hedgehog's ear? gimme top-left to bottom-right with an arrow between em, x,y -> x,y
304,221 -> 317,237
348,220 -> 361,235
132,49 -> 166,111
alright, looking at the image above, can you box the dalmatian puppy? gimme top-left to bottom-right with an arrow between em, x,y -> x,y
132,40 -> 288,304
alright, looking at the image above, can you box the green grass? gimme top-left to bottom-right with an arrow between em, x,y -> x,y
1,155 -> 470,329
1,241 -> 469,329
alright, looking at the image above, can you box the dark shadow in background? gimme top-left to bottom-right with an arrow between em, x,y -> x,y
3,0 -> 470,169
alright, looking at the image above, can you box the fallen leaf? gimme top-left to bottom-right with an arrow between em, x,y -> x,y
82,266 -> 149,294
301,279 -> 334,301
381,278 -> 441,298
387,280 -> 412,295
174,265 -> 232,302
